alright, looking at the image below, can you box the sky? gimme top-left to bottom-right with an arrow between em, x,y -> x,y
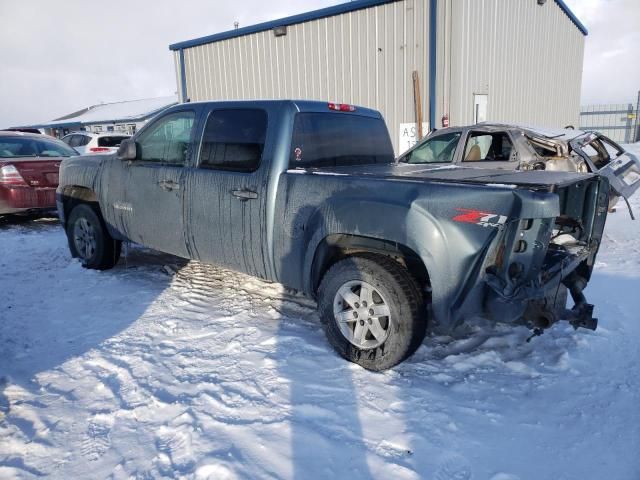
0,0 -> 638,128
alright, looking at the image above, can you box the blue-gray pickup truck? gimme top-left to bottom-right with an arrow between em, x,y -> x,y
57,100 -> 609,370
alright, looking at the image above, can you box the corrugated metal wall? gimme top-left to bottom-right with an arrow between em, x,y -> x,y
175,0 -> 430,154
580,104 -> 639,143
174,0 -> 585,153
438,0 -> 584,129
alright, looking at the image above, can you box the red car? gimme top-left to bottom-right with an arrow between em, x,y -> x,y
0,131 -> 78,215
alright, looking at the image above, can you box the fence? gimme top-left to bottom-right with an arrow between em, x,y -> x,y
580,93 -> 640,144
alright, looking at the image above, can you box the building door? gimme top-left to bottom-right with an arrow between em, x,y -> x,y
473,94 -> 488,124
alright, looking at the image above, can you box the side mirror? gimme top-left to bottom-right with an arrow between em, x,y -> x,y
117,139 -> 137,160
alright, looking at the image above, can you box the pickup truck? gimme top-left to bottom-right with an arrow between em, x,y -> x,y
56,100 -> 610,370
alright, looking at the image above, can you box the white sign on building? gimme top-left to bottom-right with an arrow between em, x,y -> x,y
398,123 -> 429,155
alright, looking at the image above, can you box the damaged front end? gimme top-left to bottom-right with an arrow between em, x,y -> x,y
484,175 -> 609,334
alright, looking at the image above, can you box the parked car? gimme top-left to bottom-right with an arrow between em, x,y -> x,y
61,131 -> 130,155
2,128 -> 42,134
57,101 -> 609,370
398,124 -> 640,210
1,131 -> 77,215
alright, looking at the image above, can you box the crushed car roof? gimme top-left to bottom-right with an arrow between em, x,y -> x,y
477,123 -> 590,141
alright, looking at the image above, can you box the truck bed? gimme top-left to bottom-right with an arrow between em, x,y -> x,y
291,163 -> 594,190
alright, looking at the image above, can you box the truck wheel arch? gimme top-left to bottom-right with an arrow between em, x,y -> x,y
60,186 -> 99,225
310,234 -> 431,296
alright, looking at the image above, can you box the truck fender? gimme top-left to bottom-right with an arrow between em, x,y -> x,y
301,198 -> 454,325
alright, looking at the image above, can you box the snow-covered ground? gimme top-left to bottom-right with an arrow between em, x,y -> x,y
2,146 -> 640,480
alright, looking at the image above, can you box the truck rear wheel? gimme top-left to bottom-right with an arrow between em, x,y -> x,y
66,203 -> 121,270
318,253 -> 427,371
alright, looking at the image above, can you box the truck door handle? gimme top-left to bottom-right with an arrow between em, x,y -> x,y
158,179 -> 180,191
231,189 -> 258,200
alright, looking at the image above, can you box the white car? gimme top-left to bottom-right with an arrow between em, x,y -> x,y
61,132 -> 130,155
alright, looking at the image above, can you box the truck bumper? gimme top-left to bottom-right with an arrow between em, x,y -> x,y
484,244 -> 598,331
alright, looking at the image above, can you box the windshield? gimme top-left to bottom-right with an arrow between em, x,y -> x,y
401,131 -> 461,164
0,136 -> 78,158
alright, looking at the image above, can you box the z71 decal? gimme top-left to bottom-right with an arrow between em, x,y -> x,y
453,208 -> 507,228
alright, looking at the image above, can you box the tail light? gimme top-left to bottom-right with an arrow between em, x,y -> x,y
0,165 -> 27,186
328,102 -> 356,112
89,147 -> 111,152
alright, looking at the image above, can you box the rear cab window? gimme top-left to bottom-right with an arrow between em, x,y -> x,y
289,113 -> 393,168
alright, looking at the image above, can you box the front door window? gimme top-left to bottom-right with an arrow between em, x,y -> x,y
137,111 -> 195,165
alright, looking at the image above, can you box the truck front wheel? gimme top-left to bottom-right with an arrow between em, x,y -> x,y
318,253 -> 427,371
66,203 -> 121,270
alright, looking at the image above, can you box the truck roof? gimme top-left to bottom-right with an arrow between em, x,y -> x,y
170,99 -> 384,119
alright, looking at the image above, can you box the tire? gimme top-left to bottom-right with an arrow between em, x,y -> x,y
318,253 -> 427,371
66,203 -> 121,270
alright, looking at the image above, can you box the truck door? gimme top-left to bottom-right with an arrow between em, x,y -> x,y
184,107 -> 271,279
105,108 -> 198,258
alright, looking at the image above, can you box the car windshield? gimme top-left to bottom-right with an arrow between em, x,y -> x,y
401,132 -> 461,164
0,136 -> 78,158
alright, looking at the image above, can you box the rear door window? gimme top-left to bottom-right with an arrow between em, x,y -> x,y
290,113 -> 394,168
198,109 -> 268,172
463,131 -> 514,162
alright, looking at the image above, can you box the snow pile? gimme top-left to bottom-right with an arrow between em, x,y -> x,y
1,158 -> 640,478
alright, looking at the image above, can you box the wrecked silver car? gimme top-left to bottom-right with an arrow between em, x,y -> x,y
399,124 -> 640,212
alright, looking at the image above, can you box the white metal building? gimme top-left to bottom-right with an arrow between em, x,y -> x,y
169,0 -> 587,154
21,96 -> 178,138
